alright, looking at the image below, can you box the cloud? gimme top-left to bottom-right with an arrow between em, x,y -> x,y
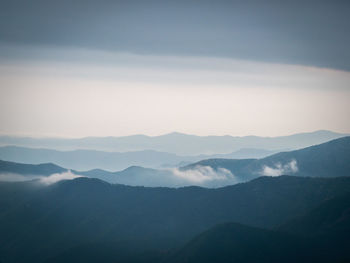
0,173 -> 38,182
169,165 -> 236,187
0,170 -> 84,184
261,159 -> 298,177
39,170 -> 83,185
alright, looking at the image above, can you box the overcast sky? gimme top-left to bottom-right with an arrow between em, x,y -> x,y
0,0 -> 349,137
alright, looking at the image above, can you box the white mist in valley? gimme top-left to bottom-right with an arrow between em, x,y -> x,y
261,160 -> 298,177
168,165 -> 237,187
39,170 -> 83,185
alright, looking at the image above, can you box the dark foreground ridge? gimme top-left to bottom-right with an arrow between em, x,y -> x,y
0,175 -> 350,263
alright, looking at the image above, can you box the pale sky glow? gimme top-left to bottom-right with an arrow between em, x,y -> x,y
1,48 -> 350,137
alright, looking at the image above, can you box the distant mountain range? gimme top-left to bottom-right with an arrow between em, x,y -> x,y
0,136 -> 349,187
0,146 -> 278,171
0,130 -> 347,155
1,175 -> 350,263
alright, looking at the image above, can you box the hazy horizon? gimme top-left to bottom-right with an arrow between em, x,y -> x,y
0,129 -> 348,139
1,0 -> 350,138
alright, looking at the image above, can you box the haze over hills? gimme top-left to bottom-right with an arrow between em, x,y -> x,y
0,130 -> 346,155
90,136 -> 350,187
0,160 -> 236,188
0,160 -> 66,177
0,146 -> 278,171
185,136 -> 350,181
0,136 -> 349,187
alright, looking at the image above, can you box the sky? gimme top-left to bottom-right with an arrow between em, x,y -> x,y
0,0 -> 349,137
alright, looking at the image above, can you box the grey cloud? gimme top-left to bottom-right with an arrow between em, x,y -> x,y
0,0 -> 349,70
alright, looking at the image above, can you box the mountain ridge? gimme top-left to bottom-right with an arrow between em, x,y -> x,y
0,145 -> 277,171
1,136 -> 349,187
0,130 -> 346,155
1,175 -> 350,263
169,192 -> 350,263
185,136 -> 350,180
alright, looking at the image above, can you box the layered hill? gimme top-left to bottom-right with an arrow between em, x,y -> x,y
0,130 -> 345,155
1,136 -> 349,187
0,159 -> 66,176
0,146 -> 278,171
184,136 -> 350,180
